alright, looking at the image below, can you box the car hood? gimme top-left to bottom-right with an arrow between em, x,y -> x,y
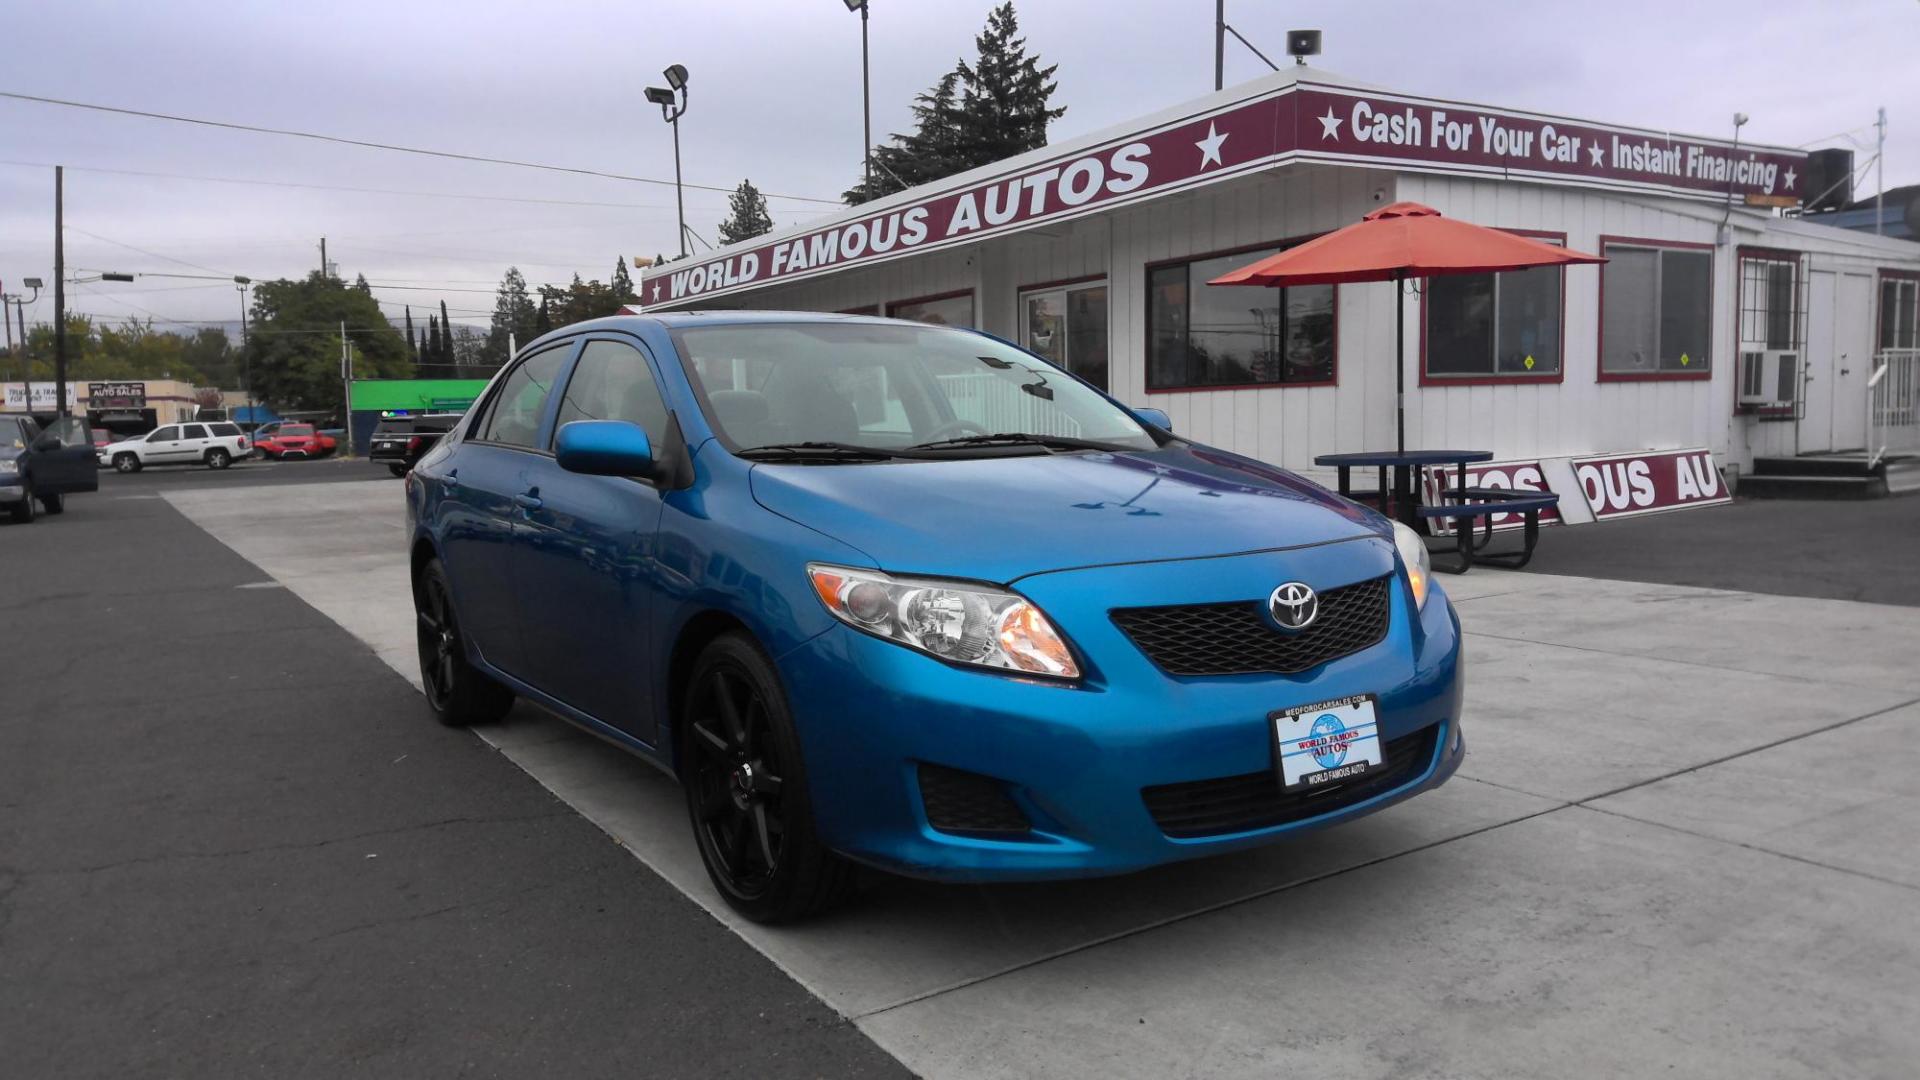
748,445 -> 1382,582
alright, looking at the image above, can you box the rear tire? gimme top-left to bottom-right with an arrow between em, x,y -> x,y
682,633 -> 856,924
38,492 -> 63,514
7,485 -> 34,524
388,464 -> 408,478
206,448 -> 231,470
414,558 -> 515,726
113,453 -> 141,474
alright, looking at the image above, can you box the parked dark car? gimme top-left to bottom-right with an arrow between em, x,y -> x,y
0,414 -> 100,523
369,413 -> 461,477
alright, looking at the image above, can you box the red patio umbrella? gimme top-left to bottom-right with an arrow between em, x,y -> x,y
1209,201 -> 1604,454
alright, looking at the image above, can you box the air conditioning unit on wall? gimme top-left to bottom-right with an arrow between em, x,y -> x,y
1738,350 -> 1799,407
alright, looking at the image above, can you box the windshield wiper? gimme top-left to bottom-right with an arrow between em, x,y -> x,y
907,432 -> 1136,453
735,441 -> 902,462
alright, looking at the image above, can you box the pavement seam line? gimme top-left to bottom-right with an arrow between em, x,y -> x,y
849,800 -> 1575,1023
1463,626 -> 1920,689
1577,802 -> 1920,894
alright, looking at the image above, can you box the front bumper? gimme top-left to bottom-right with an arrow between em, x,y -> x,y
0,478 -> 25,503
775,539 -> 1464,883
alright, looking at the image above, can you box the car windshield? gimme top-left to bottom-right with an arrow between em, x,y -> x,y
282,425 -> 314,436
672,321 -> 1159,456
0,417 -> 28,447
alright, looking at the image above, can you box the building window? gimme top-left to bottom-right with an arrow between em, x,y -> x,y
1147,245 -> 1334,390
1021,281 -> 1109,391
1738,252 -> 1802,351
1881,275 -> 1919,350
1600,241 -> 1713,376
1425,235 -> 1563,380
888,291 -> 974,327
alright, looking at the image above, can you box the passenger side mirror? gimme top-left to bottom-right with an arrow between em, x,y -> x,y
555,420 -> 655,478
1133,407 -> 1172,432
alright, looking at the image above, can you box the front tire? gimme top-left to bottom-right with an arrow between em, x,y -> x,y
113,453 -> 141,474
38,492 -> 63,514
414,558 -> 514,726
206,448 -> 231,470
388,464 -> 408,478
683,633 -> 855,924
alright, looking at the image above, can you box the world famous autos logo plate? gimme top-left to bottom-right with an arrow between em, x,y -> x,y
1270,694 -> 1384,790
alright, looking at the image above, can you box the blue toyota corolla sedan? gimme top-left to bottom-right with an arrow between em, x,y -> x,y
406,312 -> 1463,922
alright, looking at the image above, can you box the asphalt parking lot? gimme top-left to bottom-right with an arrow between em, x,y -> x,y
5,474 -> 1917,1078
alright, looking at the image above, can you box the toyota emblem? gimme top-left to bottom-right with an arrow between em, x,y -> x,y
1269,582 -> 1318,630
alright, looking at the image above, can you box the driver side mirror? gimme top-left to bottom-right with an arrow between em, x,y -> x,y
1133,407 -> 1172,432
33,434 -> 61,451
555,420 -> 654,478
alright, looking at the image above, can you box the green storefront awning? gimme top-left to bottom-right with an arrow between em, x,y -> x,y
349,379 -> 491,413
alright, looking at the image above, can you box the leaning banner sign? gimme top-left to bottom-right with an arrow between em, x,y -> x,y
1420,458 -> 1561,531
639,79 -> 1806,309
2,382 -> 79,410
1571,447 -> 1731,520
88,381 -> 147,409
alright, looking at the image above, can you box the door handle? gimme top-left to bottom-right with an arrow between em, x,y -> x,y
514,491 -> 543,511
444,469 -> 460,490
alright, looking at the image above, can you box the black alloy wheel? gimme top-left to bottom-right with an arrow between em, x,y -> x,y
414,559 -> 514,726
683,634 -> 854,923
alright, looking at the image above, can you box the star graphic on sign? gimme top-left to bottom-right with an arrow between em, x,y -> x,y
1317,107 -> 1342,141
650,281 -> 662,302
1587,142 -> 1605,167
1783,167 -> 1796,191
1195,122 -> 1229,169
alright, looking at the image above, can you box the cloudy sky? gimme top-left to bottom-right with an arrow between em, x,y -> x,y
2,0 -> 1913,339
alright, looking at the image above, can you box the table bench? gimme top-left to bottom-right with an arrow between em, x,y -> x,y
1416,488 -> 1560,573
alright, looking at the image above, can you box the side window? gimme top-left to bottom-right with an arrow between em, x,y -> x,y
211,423 -> 241,437
552,340 -> 669,445
479,344 -> 571,448
182,424 -> 209,440
42,416 -> 90,447
149,426 -> 181,443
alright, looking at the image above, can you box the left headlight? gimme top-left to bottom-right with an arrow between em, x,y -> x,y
1391,520 -> 1431,610
0,459 -> 19,475
807,563 -> 1080,679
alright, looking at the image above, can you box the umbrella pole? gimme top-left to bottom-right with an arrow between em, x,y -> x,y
1395,269 -> 1406,456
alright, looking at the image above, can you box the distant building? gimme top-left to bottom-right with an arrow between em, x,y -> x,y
1802,183 -> 1918,242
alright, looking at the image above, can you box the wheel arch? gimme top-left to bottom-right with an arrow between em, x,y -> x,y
664,609 -> 759,780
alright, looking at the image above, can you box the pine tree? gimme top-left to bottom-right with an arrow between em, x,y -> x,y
403,306 -> 417,360
482,267 -> 538,364
844,3 -> 1062,205
428,317 -> 442,368
536,295 -> 552,334
438,300 -> 453,361
718,179 -> 775,244
611,258 -> 636,305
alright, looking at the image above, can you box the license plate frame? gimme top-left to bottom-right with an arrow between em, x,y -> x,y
1270,694 -> 1385,791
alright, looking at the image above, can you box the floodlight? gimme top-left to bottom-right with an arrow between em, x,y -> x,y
645,86 -> 675,107
663,64 -> 689,91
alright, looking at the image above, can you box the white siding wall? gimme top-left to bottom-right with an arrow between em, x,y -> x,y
691,163 -> 1919,476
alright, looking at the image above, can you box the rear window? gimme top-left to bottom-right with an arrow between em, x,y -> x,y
375,420 -> 414,434
211,423 -> 241,437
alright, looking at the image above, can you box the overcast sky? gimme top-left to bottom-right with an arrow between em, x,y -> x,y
2,0 -> 1913,339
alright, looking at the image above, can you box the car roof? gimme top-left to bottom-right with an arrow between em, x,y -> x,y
515,309 -> 946,352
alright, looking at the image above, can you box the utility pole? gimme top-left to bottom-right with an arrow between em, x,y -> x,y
340,320 -> 354,457
1214,0 -> 1225,91
1875,106 -> 1887,237
320,236 -> 328,278
860,0 -> 872,191
53,165 -> 68,418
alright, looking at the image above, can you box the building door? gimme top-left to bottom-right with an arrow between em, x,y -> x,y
1801,271 -> 1837,453
1021,282 -> 1110,391
1830,273 -> 1874,450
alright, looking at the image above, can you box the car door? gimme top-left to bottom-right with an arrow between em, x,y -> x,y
143,425 -> 184,464
31,416 -> 99,494
509,337 -> 671,740
178,423 -> 211,464
435,341 -> 575,679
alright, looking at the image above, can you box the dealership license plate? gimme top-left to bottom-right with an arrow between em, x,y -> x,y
1271,694 -> 1384,790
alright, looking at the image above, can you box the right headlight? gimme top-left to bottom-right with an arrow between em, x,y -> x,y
1391,520 -> 1431,610
807,563 -> 1080,680
0,458 -> 18,475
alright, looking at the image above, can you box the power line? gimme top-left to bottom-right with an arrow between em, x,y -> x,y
64,225 -> 234,277
0,91 -> 841,204
0,159 -> 751,213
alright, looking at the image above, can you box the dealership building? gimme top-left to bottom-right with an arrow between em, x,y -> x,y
635,68 -> 1920,517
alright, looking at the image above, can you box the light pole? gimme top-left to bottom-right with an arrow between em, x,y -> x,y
235,276 -> 253,419
2,278 -> 41,368
645,65 -> 691,259
844,0 -> 872,191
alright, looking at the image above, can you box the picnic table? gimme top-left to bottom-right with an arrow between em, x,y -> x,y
1314,449 -> 1559,573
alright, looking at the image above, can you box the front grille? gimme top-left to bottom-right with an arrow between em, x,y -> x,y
1141,725 -> 1438,838
1111,575 -> 1392,677
917,764 -> 1032,836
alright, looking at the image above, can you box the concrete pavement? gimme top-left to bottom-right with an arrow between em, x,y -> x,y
162,480 -> 1920,1079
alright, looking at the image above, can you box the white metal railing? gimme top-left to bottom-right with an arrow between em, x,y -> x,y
936,372 -> 1082,437
1869,348 -> 1920,468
